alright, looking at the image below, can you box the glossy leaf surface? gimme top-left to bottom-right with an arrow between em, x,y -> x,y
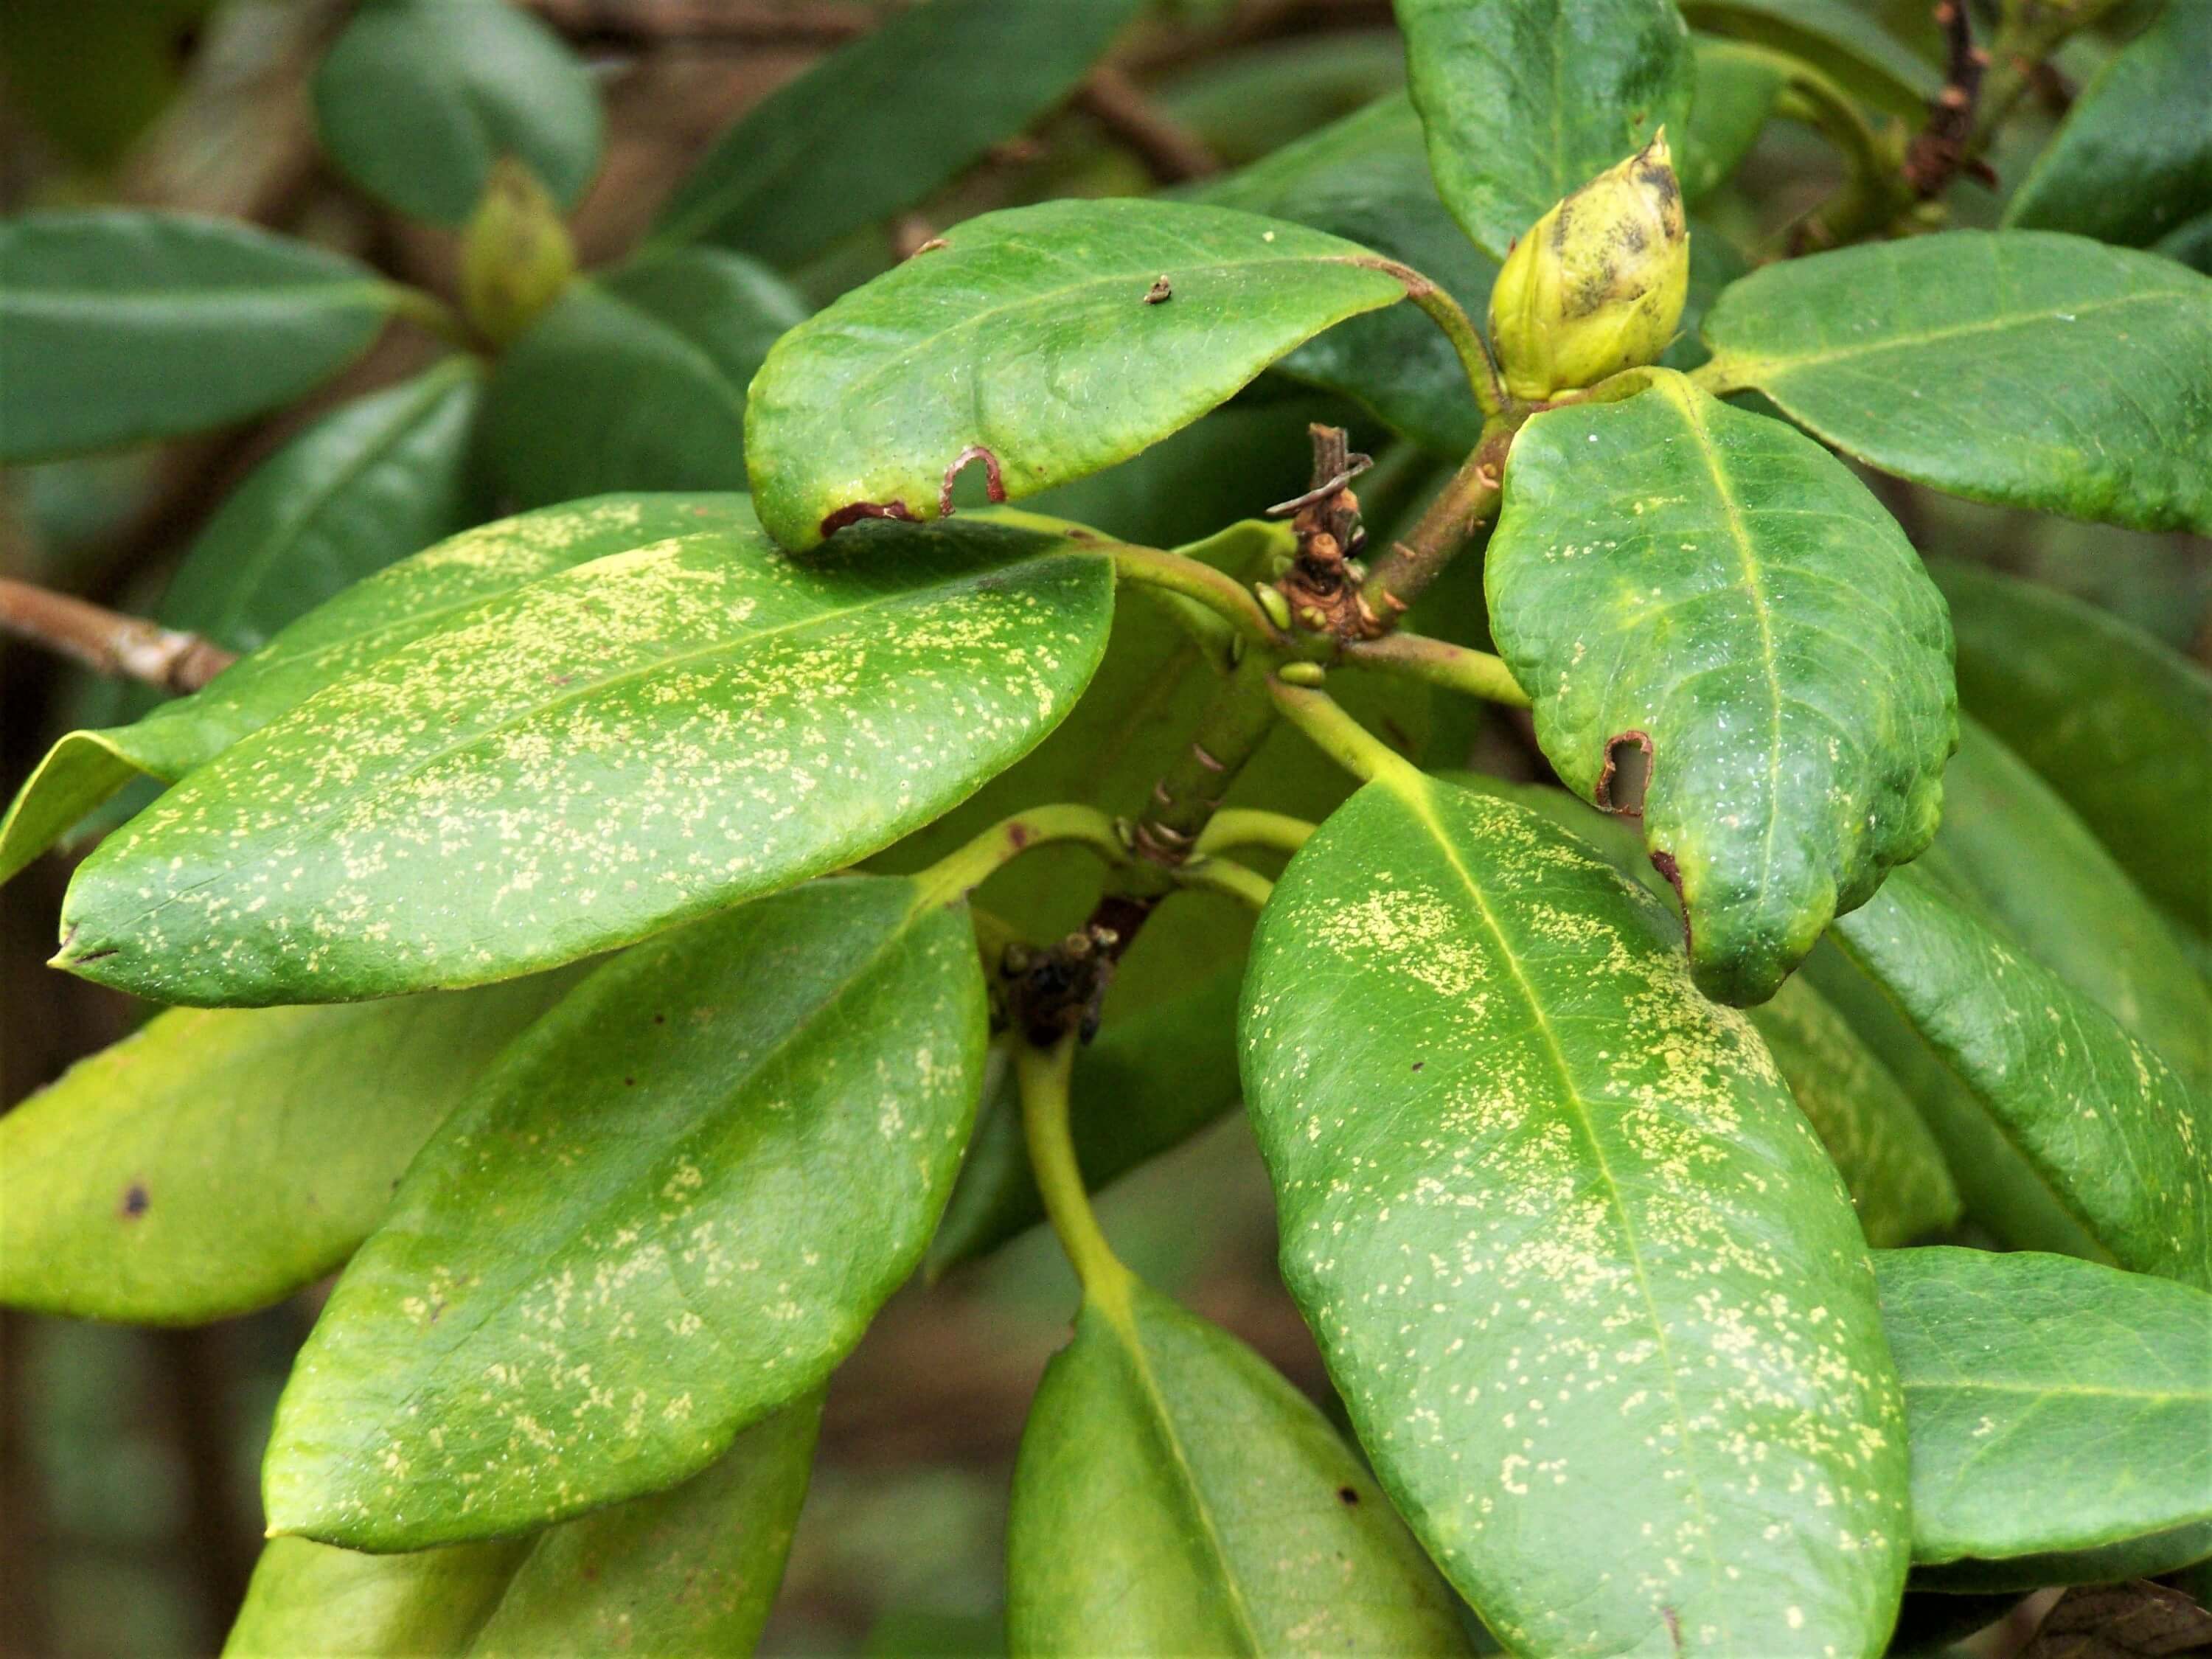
1394,0 -> 1694,258
263,877 -> 984,1548
1701,232 -> 2212,533
0,210 -> 398,461
483,248 -> 808,506
2005,0 -> 2212,250
1007,1275 -> 1469,1655
229,1397 -> 818,1655
1679,0 -> 1936,120
1878,1250 -> 2212,1571
1679,38 -> 1785,202
1486,369 -> 1955,1005
1242,776 -> 1910,1658
0,971 -> 577,1324
651,0 -> 1142,267
1933,560 -> 2212,939
742,198 -> 1408,549
1197,93 -> 1498,456
311,0 -> 603,224
56,509 -> 1115,1004
1832,866 -> 2212,1290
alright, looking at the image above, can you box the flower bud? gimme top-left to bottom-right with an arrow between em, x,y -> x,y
1487,133 -> 1689,401
460,157 -> 577,348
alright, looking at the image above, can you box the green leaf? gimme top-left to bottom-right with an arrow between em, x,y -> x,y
1155,33 -> 1409,170
482,248 -> 808,507
1242,776 -> 1910,1658
1485,369 -> 1955,1005
0,971 -> 580,1324
1679,0 -> 1938,122
0,497 -> 742,888
1197,93 -> 1498,456
1933,560 -> 2212,940
262,876 -> 983,1548
0,0 -> 209,170
1006,1275 -> 1470,1655
2006,0 -> 2212,250
1877,1249 -> 2212,1576
1831,866 -> 2212,1289
1749,976 -> 1961,1248
229,1396 -> 818,1655
928,966 -> 1243,1273
650,0 -> 1141,267
0,210 -> 401,462
1927,717 -> 2212,1090
742,198 -> 1411,551
1679,38 -> 1786,203
1394,0 -> 1694,258
55,508 -> 1116,1004
1700,231 -> 2212,534
311,0 -> 603,226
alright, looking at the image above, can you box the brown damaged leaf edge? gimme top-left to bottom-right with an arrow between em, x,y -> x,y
820,446 -> 1009,540
1593,728 -> 1652,815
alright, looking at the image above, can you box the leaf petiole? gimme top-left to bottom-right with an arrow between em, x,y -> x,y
1171,855 -> 1274,913
916,804 -> 1129,908
1105,543 -> 1282,647
1269,678 -> 1426,793
1191,808 -> 1315,861
1016,1032 -> 1132,1301
1344,254 -> 1506,422
1342,631 -> 1529,709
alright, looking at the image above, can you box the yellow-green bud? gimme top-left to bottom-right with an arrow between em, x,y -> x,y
1487,133 -> 1688,402
459,157 -> 577,348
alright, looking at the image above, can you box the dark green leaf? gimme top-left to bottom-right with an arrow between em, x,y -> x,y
55,509 -> 1116,1004
1394,0 -> 1694,257
1927,717 -> 2211,1089
1197,93 -> 1498,456
650,0 -> 1143,266
311,0 -> 603,225
1486,369 -> 1955,1005
1679,38 -> 1786,203
1155,32 -> 1408,169
0,971 -> 579,1324
1242,776 -> 1910,1658
229,1396 -> 818,1655
1700,232 -> 2212,533
262,876 -> 983,1548
1933,560 -> 2212,940
1913,1520 -> 2212,1595
1831,866 -> 2212,1289
482,248 -> 808,507
0,210 -> 400,462
2006,0 -> 2212,250
1877,1249 -> 2212,1573
1007,1274 -> 1470,1653
928,967 -> 1243,1273
742,198 -> 1411,550
0,497 -> 751,888
0,0 -> 209,170
1679,0 -> 1938,122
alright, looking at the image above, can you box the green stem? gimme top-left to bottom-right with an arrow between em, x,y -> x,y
1172,855 -> 1274,913
1772,65 -> 1909,251
1192,807 -> 1314,860
1270,678 -> 1426,790
1017,1033 -> 1130,1298
386,285 -> 473,351
1357,417 -> 1510,625
1107,544 -> 1281,647
1346,255 -> 1506,421
917,804 -> 1127,908
1974,0 -> 2126,160
1343,630 -> 1529,709
1127,651 -> 1279,865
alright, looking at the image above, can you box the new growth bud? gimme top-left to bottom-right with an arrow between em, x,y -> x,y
460,157 -> 577,349
1487,133 -> 1688,402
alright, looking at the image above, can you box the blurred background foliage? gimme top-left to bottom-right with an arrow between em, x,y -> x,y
0,1 -> 2203,1653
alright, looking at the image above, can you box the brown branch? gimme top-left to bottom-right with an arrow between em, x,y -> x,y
523,0 -> 874,47
0,579 -> 234,693
1074,67 -> 1222,184
1905,1 -> 1994,196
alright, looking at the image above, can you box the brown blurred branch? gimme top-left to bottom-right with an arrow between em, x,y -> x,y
0,579 -> 234,693
525,0 -> 875,46
1074,67 -> 1222,183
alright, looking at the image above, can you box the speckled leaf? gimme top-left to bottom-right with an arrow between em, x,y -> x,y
1394,0 -> 1693,257
0,496 -> 715,888
1007,1273 -> 1470,1655
311,0 -> 603,225
0,210 -> 401,462
481,248 -> 808,506
1700,232 -> 2212,533
1933,560 -> 2212,940
741,198 -> 1410,550
2006,0 -> 2212,250
1197,93 -> 1498,456
1486,369 -> 1956,1006
1877,1250 -> 2212,1576
929,967 -> 1243,1273
1926,717 -> 2211,1089
1679,0 -> 1937,121
262,876 -> 984,1548
1241,776 -> 1910,1658
650,0 -> 1142,268
0,970 -> 580,1324
55,508 -> 1115,1004
1830,866 -> 2212,1290
229,1396 -> 818,1655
